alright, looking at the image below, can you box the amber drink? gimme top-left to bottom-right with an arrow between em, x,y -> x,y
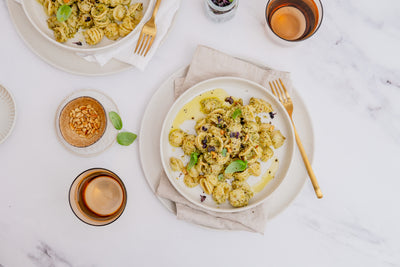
265,0 -> 323,43
69,168 -> 127,226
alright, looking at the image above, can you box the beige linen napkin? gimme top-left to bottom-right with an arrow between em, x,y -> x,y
156,45 -> 295,234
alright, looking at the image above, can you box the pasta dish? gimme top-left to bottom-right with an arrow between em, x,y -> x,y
38,0 -> 143,45
168,93 -> 286,208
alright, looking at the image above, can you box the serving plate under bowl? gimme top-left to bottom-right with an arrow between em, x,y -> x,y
160,77 -> 295,213
21,0 -> 153,54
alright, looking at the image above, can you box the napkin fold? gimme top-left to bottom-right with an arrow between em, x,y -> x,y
156,45 -> 295,234
14,0 -> 180,70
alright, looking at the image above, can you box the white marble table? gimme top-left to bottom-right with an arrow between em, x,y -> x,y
1,0 -> 399,266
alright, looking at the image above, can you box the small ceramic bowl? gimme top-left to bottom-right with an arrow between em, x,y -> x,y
59,96 -> 107,148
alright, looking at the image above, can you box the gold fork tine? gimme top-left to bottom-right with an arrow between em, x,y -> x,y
269,79 -> 323,199
274,80 -> 285,102
138,35 -> 150,55
269,81 -> 279,100
144,36 -> 155,56
134,0 -> 162,56
142,36 -> 152,56
279,78 -> 291,100
134,33 -> 144,54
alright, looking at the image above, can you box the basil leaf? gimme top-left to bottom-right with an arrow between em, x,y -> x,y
221,148 -> 227,157
218,174 -> 224,181
232,108 -> 242,119
187,152 -> 199,171
224,160 -> 247,174
109,111 -> 123,130
57,5 -> 72,22
117,132 -> 137,146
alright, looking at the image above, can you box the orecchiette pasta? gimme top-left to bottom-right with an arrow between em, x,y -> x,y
169,129 -> 186,147
212,182 -> 231,204
104,23 -> 120,40
112,5 -> 127,21
170,157 -> 184,172
118,16 -> 136,37
84,27 -> 104,45
38,0 -> 143,45
168,94 -> 286,208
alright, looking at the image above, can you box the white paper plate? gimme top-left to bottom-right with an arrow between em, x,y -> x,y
55,89 -> 119,157
21,0 -> 153,54
0,85 -> 16,145
139,66 -> 315,219
160,77 -> 295,213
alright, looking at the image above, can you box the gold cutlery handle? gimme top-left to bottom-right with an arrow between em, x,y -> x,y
292,122 -> 323,199
152,0 -> 162,18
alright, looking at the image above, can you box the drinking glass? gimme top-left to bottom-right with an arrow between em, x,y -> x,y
69,168 -> 127,226
265,0 -> 323,45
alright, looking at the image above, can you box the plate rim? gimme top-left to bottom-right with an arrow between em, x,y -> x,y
0,84 -> 17,145
159,76 -> 296,213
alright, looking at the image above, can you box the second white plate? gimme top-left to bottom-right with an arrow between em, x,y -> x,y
160,77 -> 295,213
139,66 -> 315,220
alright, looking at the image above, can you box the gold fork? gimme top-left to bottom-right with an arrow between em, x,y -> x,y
269,79 -> 323,199
134,0 -> 162,56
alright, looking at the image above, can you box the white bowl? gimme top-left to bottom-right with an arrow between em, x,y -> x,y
160,77 -> 295,213
21,0 -> 153,54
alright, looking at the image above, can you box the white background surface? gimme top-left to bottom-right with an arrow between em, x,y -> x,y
1,0 -> 400,266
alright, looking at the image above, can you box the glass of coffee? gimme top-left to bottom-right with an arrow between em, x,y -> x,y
69,168 -> 127,226
265,0 -> 323,44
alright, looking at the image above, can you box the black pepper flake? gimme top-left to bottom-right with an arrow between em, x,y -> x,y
240,117 -> 245,125
85,16 -> 91,22
207,146 -> 216,152
73,41 -> 83,46
200,195 -> 206,202
202,138 -> 207,144
225,96 -> 234,105
269,112 -> 276,119
191,117 -> 195,120
202,144 -> 207,149
201,126 -> 208,131
240,144 -> 245,149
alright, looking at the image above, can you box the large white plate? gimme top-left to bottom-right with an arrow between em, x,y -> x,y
0,85 -> 16,145
7,0 -> 131,76
22,0 -> 153,53
139,66 -> 315,220
159,77 -> 295,213
7,0 -> 179,76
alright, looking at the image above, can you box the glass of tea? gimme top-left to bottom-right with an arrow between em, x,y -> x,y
69,168 -> 127,226
265,0 -> 323,44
